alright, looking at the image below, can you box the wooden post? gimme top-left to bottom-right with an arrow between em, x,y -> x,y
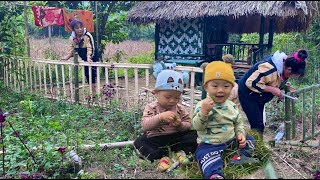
95,1 -> 100,61
154,23 -> 160,60
24,1 -> 31,57
73,52 -> 80,104
259,16 -> 265,60
267,17 -> 275,53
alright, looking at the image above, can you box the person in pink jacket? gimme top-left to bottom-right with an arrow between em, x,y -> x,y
134,69 -> 197,172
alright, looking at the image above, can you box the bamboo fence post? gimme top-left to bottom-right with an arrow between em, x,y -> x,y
311,87 -> 316,138
69,65 -> 73,103
38,63 -> 42,93
145,68 -> 149,88
124,68 -> 129,109
105,67 -> 109,85
189,71 -> 195,116
48,64 -> 53,96
134,68 -> 139,103
73,52 -> 79,104
89,66 -> 93,98
114,68 -> 119,102
43,64 -> 47,95
55,64 -> 60,98
291,96 -> 296,139
29,61 -> 33,91
96,66 -> 101,104
284,85 -> 291,140
302,89 -> 306,141
82,66 -> 85,102
61,65 -> 66,97
24,61 -> 28,90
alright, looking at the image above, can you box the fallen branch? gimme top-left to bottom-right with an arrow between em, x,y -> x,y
272,151 -> 307,179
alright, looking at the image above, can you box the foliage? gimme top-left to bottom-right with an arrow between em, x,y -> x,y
0,2 -> 26,56
0,81 -> 143,178
127,24 -> 155,41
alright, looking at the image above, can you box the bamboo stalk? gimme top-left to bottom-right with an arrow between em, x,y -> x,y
302,89 -> 306,141
134,68 -> 139,103
189,71 -> 195,116
55,64 -> 60,97
145,69 -> 149,88
61,65 -> 66,97
114,68 -> 119,101
96,66 -> 101,104
48,64 -> 53,96
105,67 -> 109,85
69,65 -> 73,103
82,66 -> 85,102
38,63 -> 42,93
43,64 -> 47,95
124,68 -> 129,109
89,66 -> 92,97
29,61 -> 33,91
24,61 -> 28,91
13,62 -> 17,91
311,87 -> 315,138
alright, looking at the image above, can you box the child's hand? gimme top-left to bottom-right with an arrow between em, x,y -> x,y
201,97 -> 214,115
172,117 -> 182,128
159,111 -> 177,124
237,133 -> 246,149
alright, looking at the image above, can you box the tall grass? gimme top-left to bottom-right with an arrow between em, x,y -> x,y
29,37 -> 154,62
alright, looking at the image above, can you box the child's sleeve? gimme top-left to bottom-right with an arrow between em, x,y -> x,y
141,104 -> 162,131
233,108 -> 246,136
191,101 -> 209,131
245,63 -> 278,93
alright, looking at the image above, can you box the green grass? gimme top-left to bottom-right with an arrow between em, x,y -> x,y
178,130 -> 271,179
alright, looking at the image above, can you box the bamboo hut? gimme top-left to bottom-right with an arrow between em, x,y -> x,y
127,1 -> 320,65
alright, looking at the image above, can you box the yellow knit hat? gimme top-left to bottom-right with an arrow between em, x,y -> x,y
204,61 -> 235,86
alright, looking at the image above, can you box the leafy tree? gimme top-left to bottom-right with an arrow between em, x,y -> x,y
0,2 -> 26,56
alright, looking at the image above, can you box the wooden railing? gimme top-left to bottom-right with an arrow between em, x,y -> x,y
207,43 -> 269,65
0,55 -> 203,117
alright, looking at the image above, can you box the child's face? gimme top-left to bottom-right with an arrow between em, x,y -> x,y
74,24 -> 84,37
154,90 -> 181,109
204,79 -> 233,103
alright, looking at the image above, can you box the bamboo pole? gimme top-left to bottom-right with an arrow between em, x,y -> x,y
105,67 -> 109,85
55,64 -> 60,97
38,63 -> 42,93
302,89 -> 306,141
145,68 -> 149,88
82,66 -> 85,102
69,65 -> 74,103
134,68 -> 139,103
124,68 -> 129,109
61,65 -> 66,97
190,71 -> 195,116
95,1 -> 100,61
73,53 -> 79,104
284,85 -> 291,140
96,66 -> 101,103
29,61 -> 33,91
24,61 -> 28,90
114,68 -> 119,101
48,64 -> 53,96
23,1 -> 30,57
311,87 -> 316,138
43,64 -> 47,95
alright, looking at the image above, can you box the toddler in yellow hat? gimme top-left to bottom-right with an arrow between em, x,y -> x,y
192,55 -> 257,179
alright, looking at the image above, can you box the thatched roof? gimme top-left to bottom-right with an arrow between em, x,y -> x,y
127,1 -> 320,33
